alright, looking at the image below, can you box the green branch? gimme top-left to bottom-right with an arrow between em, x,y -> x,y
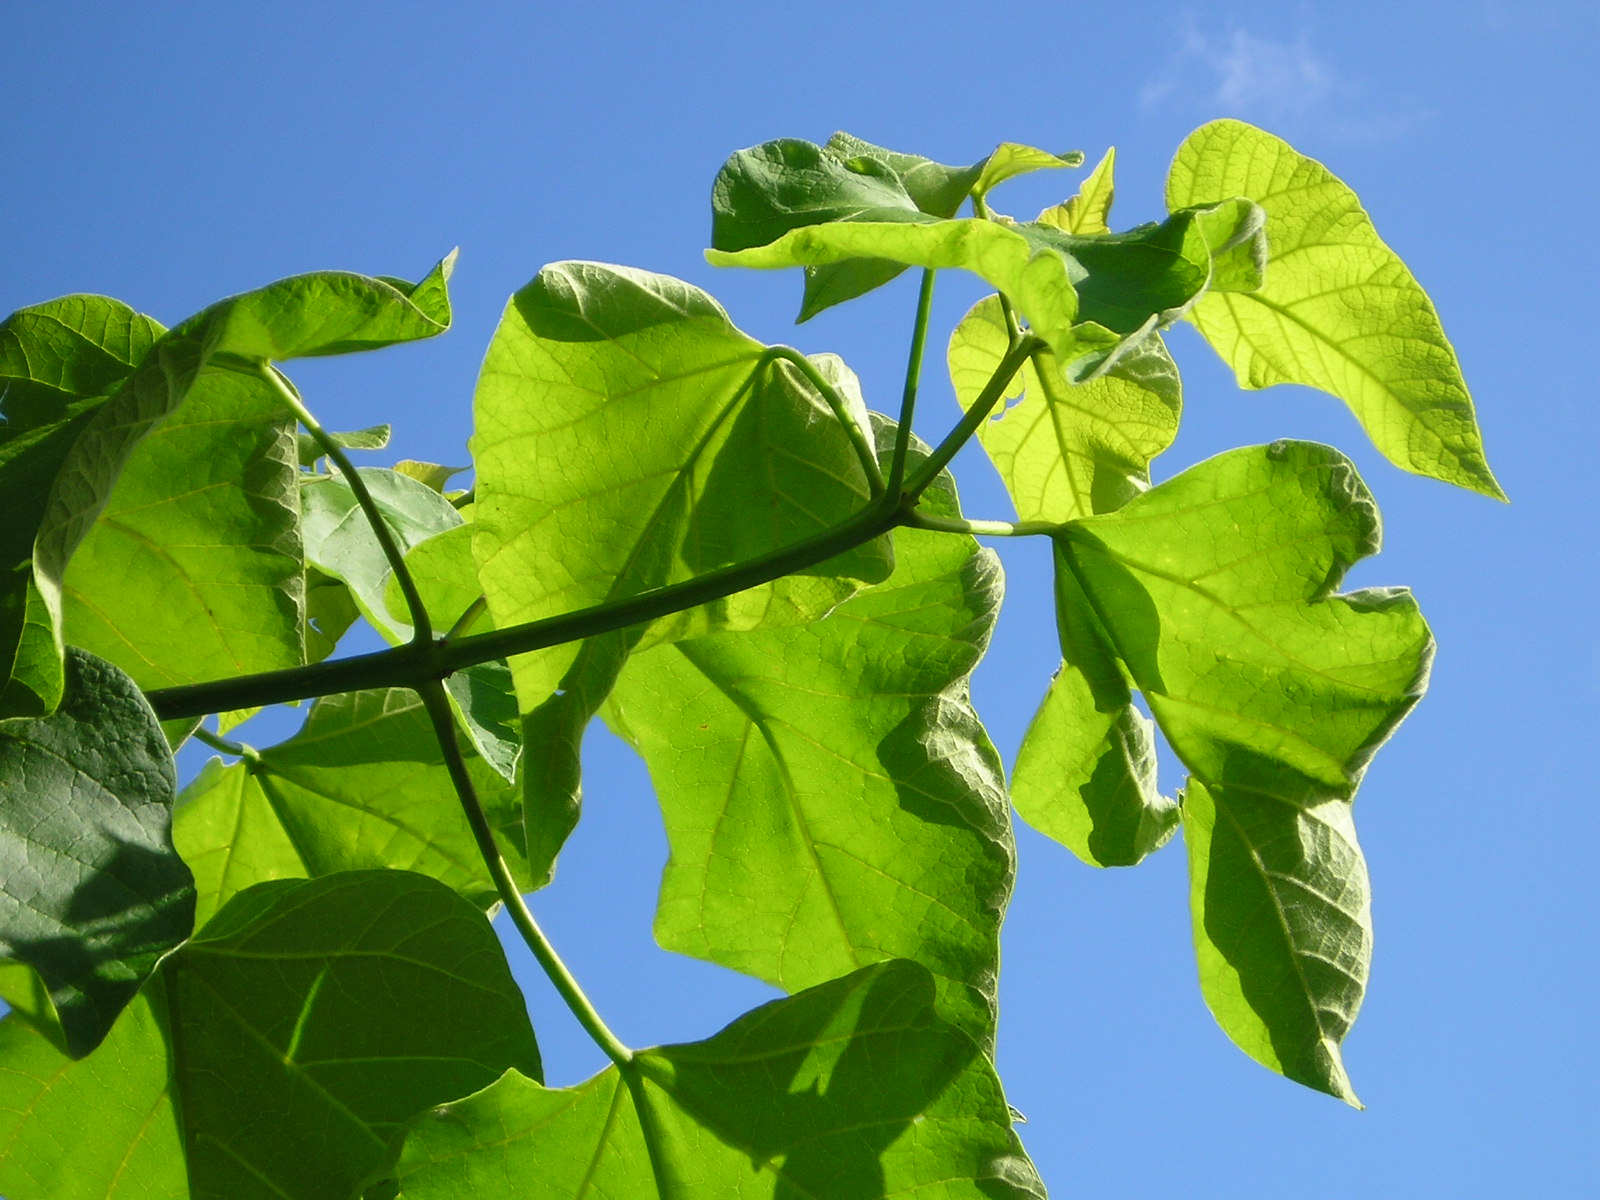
903,511 -> 1060,538
260,363 -> 434,643
415,680 -> 634,1069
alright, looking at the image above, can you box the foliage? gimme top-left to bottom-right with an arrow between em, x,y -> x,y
0,119 -> 1496,1197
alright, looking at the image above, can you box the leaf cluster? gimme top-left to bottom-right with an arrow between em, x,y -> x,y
0,119 -> 1497,1197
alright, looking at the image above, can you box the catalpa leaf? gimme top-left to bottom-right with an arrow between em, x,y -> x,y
61,355 -> 304,693
1167,119 -> 1503,498
1058,441 -> 1433,1101
714,133 -> 1081,319
381,960 -> 1045,1200
0,648 -> 195,1057
297,421 -> 391,465
1038,146 -> 1116,235
709,197 -> 1265,377
13,256 -> 454,720
173,688 -> 528,927
608,424 -> 1012,1043
948,293 -> 1182,865
0,871 -> 540,1200
473,263 -> 891,877
0,296 -> 162,716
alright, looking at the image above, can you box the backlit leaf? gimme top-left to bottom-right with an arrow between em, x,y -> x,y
383,960 -> 1044,1200
608,427 -> 1011,1042
0,648 -> 195,1057
1167,119 -> 1503,498
1058,441 -> 1433,1099
1039,146 -> 1116,235
710,197 -> 1265,378
173,688 -> 528,926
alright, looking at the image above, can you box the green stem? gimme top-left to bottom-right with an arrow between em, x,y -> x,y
415,680 -> 634,1069
903,511 -> 1060,538
887,269 -> 937,499
192,725 -> 259,763
768,347 -> 885,497
259,363 -> 433,644
443,595 -> 489,643
900,335 -> 1042,502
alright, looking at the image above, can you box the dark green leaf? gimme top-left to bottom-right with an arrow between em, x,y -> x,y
0,648 -> 195,1057
608,425 -> 1011,1042
1167,119 -> 1503,498
1058,441 -> 1433,1100
173,688 -> 528,926
383,960 -> 1044,1199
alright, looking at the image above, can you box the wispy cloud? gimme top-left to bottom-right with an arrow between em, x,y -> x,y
1142,20 -> 1423,142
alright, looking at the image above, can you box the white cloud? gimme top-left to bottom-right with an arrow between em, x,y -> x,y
1142,20 -> 1422,142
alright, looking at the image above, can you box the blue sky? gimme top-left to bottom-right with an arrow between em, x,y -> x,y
6,2 -> 1596,1194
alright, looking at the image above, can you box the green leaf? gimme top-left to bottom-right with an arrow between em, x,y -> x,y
1039,146 -> 1116,235
948,293 -> 1181,523
712,134 -> 1081,320
0,871 -> 541,1200
0,296 -> 162,717
1167,119 -> 1503,498
382,960 -> 1044,1199
9,257 -> 454,719
0,985 -> 183,1200
61,357 -> 304,692
947,295 -> 1182,865
297,422 -> 391,465
1058,441 -> 1433,1100
710,198 -> 1265,377
1013,554 -> 1178,866
173,688 -> 528,926
473,263 -> 892,876
0,648 -> 195,1057
306,565 -> 361,662
392,458 -> 470,493
608,425 -> 1011,1043
302,465 -> 464,638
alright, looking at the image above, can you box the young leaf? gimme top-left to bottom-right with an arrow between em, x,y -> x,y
1058,441 -> 1433,1099
710,197 -> 1265,378
948,293 -> 1181,524
0,648 -> 195,1057
608,427 -> 1012,1043
1167,119 -> 1503,498
0,296 -> 162,716
173,688 -> 528,926
297,421 -> 391,465
381,960 -> 1044,1199
1039,146 -> 1116,235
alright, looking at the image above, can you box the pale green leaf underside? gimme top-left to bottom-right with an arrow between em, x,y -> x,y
1167,119 -> 1502,498
62,360 -> 303,692
0,649 -> 195,1058
384,960 -> 1044,1200
472,261 -> 891,713
1060,441 -> 1433,1100
173,689 -> 528,926
608,429 -> 1011,1043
